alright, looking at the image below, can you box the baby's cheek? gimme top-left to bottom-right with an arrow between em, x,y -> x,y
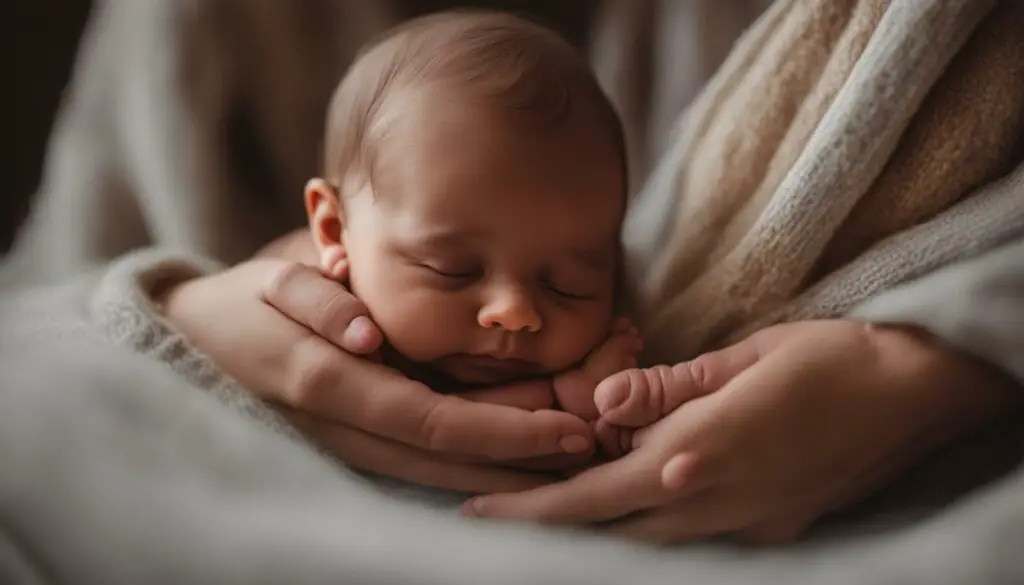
368,287 -> 468,363
546,307 -> 614,369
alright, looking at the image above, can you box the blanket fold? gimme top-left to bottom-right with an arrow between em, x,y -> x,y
625,0 -> 1024,362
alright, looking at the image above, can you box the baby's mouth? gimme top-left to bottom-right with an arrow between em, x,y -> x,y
440,354 -> 543,386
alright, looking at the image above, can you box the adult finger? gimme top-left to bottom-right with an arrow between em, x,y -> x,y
262,261 -> 383,355
608,490 -> 737,544
491,449 -> 597,472
459,383 -> 579,471
280,336 -> 594,459
613,495 -> 814,545
285,411 -> 552,494
460,451 -> 693,524
460,379 -> 555,411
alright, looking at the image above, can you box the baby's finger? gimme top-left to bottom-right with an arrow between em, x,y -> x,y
599,339 -> 764,428
594,418 -> 631,460
262,261 -> 383,355
461,451 -> 678,524
612,317 -> 633,333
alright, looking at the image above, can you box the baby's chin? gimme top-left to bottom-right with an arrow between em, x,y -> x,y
381,344 -> 578,391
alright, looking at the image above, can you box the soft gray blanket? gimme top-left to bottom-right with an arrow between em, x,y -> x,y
2,0 -> 1023,583
1,245 -> 1022,585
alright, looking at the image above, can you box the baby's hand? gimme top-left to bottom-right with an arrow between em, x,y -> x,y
592,357 -> 723,459
552,318 -> 642,421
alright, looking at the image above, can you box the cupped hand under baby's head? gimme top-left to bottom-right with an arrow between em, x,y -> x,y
265,223 -> 647,467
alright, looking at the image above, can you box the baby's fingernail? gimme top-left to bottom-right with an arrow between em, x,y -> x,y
342,315 -> 378,349
619,428 -> 634,455
631,429 -> 648,449
559,434 -> 590,454
460,498 -> 483,517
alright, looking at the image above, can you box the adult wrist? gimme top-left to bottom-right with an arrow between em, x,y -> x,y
864,321 -> 1021,443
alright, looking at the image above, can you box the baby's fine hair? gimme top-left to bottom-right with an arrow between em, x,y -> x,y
322,10 -> 626,191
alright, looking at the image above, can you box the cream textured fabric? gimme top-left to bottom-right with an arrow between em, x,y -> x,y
624,0 -> 1024,362
590,0 -> 773,193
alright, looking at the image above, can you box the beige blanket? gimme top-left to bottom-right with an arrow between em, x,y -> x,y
623,0 -> 1024,362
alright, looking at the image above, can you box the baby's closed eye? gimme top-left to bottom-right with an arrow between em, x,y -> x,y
540,275 -> 599,302
419,262 -> 480,280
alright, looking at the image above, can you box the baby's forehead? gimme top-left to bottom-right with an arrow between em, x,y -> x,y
367,90 -> 624,211
323,11 -> 626,193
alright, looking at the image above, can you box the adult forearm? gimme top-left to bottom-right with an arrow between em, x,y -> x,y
854,237 -> 1024,386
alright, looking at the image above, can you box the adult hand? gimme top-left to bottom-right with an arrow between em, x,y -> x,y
161,258 -> 595,494
461,320 -> 1019,542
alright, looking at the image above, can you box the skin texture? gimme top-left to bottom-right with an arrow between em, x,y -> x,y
307,85 -> 636,419
163,257 -> 596,493
165,241 -> 1019,539
461,320 -> 1020,543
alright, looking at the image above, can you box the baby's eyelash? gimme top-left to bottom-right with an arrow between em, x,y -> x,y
420,263 -> 478,279
543,280 -> 596,301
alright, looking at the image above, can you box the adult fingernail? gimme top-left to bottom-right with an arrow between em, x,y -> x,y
342,316 -> 378,349
559,434 -> 590,454
460,498 -> 483,517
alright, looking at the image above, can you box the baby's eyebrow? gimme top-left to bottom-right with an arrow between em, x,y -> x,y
411,228 -> 482,249
569,246 -> 615,270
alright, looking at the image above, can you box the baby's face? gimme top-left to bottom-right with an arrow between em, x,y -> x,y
340,88 -> 624,386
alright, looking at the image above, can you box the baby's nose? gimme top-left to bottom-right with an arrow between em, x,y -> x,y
478,287 -> 542,333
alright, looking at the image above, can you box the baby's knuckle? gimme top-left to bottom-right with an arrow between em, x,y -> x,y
645,365 -> 671,413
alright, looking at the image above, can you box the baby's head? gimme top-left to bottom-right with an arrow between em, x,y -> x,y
306,11 -> 627,386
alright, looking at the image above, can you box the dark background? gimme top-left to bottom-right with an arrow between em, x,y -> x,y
0,0 -> 599,253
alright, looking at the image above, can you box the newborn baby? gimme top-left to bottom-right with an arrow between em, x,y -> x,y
303,11 -> 648,443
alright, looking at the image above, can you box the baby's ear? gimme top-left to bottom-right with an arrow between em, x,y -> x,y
304,178 -> 348,280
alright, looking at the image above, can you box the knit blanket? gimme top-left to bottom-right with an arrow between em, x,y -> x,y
624,0 -> 1024,363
